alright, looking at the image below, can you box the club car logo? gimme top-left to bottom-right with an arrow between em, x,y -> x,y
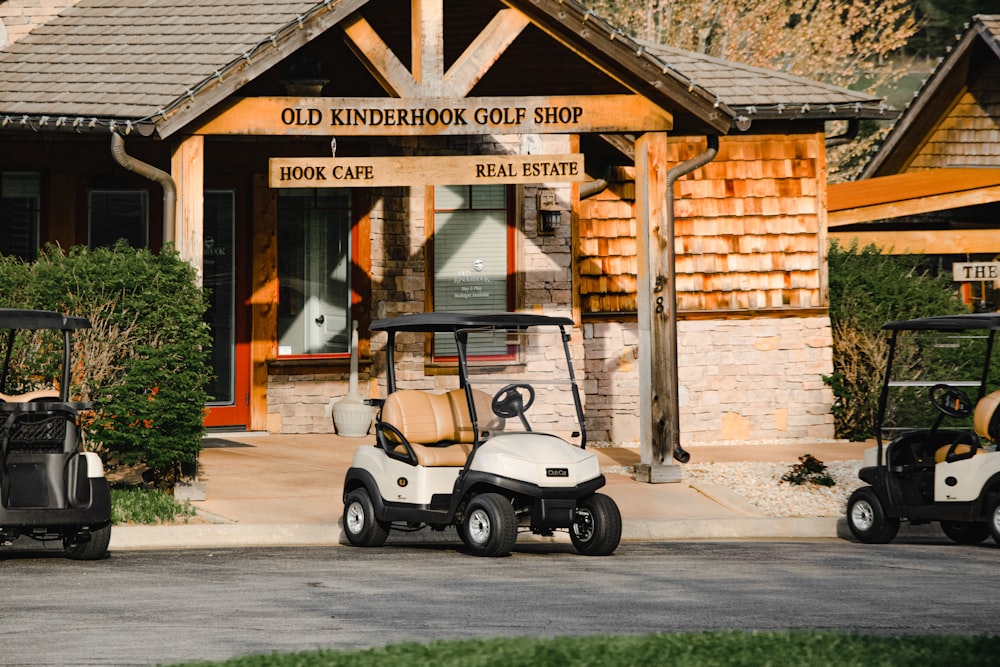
546,468 -> 569,478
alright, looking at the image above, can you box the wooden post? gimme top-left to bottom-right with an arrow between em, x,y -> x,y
251,174 -> 278,432
171,134 -> 204,284
633,131 -> 681,483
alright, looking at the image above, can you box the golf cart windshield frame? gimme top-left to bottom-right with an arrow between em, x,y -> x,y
875,314 -> 1000,460
0,309 -> 91,403
371,312 -> 586,447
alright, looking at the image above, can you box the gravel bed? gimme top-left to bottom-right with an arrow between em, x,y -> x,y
683,460 -> 865,518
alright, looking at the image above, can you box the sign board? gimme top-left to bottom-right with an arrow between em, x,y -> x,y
269,154 -> 585,188
953,262 -> 1000,282
198,95 -> 672,136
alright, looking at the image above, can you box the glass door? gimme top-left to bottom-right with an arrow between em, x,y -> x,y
203,189 -> 251,428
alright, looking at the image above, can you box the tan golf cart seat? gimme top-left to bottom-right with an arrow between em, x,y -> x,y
934,390 -> 1000,463
380,388 -> 497,466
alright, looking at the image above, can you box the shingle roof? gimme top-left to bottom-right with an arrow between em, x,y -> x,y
862,15 -> 1000,177
0,0 -> 891,138
644,43 -> 892,121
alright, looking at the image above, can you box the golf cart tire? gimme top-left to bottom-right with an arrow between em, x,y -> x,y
64,523 -> 111,561
462,493 -> 517,557
570,493 -> 622,556
344,488 -> 390,547
847,486 -> 900,544
940,520 -> 990,545
988,496 -> 1000,546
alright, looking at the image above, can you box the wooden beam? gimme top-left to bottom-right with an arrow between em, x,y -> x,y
829,229 -> 1000,255
341,14 -> 422,98
412,0 -> 444,95
443,8 -> 530,97
828,168 -> 1000,226
634,131 -> 680,483
171,134 -> 204,283
829,185 -> 1000,226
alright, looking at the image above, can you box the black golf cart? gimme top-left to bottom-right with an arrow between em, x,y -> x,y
342,312 -> 622,557
0,308 -> 112,559
846,313 -> 1000,545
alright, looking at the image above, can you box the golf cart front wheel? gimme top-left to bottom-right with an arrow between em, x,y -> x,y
571,493 -> 622,556
846,486 -> 899,544
462,493 -> 517,557
344,488 -> 389,547
940,520 -> 990,545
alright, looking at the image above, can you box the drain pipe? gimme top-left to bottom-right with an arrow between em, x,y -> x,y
662,135 -> 719,465
110,131 -> 176,245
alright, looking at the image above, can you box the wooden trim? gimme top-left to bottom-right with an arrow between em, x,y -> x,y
570,133 -> 581,325
829,229 -> 1000,255
250,174 -> 278,431
155,0 -> 369,139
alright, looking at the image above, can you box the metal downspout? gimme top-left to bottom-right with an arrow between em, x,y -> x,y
110,132 -> 176,245
662,135 -> 719,464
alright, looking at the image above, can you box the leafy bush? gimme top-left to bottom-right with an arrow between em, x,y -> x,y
0,243 -> 212,488
825,241 -> 967,440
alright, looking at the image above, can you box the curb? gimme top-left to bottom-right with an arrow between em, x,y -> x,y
109,517 -> 847,551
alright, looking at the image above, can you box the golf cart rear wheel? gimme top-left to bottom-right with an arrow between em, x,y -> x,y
847,486 -> 899,544
462,493 -> 517,557
344,488 -> 389,547
940,520 -> 990,545
570,493 -> 622,556
64,523 -> 111,561
988,496 -> 1000,545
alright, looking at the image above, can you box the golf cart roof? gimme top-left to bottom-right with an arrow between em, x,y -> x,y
881,313 -> 1000,332
0,308 -> 90,330
371,312 -> 574,333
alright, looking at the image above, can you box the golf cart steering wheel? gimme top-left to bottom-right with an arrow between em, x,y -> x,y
929,383 -> 974,418
491,383 -> 535,427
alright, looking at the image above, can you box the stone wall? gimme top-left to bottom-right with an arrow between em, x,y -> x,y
583,315 -> 835,446
0,0 -> 79,47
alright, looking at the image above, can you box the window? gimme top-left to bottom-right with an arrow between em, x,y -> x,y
432,184 -> 514,358
0,172 -> 40,261
88,190 -> 148,248
203,190 -> 236,405
277,189 -> 352,356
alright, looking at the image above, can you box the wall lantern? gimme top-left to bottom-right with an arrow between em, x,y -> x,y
537,189 -> 563,235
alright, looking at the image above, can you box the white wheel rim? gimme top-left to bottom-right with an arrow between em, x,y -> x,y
851,499 -> 875,532
468,508 -> 491,545
573,508 -> 595,542
346,501 -> 365,534
992,505 -> 1000,534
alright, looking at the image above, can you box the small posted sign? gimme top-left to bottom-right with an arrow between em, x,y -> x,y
952,262 -> 1000,282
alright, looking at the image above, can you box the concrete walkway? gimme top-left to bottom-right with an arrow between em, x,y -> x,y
109,433 -> 871,550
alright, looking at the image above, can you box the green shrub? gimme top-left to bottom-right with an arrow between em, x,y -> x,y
825,241 -> 967,440
0,243 -> 212,488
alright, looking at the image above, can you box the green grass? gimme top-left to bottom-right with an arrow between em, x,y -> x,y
110,486 -> 197,525
171,632 -> 1000,666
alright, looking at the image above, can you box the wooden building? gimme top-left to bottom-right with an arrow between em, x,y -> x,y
0,1 -> 891,464
829,15 -> 1000,311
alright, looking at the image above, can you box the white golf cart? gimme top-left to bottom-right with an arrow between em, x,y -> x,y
846,313 -> 1000,545
0,308 -> 112,559
342,312 -> 621,557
